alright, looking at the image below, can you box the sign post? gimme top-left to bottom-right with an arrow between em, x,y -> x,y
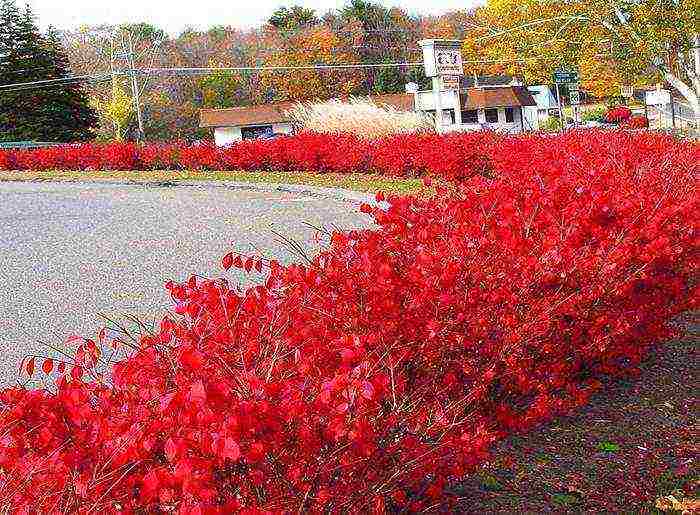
553,68 -> 580,132
419,39 -> 464,131
568,83 -> 581,125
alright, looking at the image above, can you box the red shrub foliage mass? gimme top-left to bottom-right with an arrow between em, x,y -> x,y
604,106 -> 632,124
0,132 -> 494,181
622,115 -> 650,129
0,131 -> 698,513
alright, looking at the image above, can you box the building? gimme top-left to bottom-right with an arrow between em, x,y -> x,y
200,94 -> 415,146
200,83 -> 538,145
526,85 -> 559,121
200,102 -> 296,147
412,78 -> 539,132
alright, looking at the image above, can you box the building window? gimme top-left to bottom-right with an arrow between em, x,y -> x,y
425,109 -> 455,125
505,107 -> 515,123
485,109 -> 499,123
241,125 -> 274,139
461,109 -> 479,124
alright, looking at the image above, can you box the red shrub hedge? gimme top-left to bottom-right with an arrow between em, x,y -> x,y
0,131 -> 697,513
0,132 -> 495,181
622,115 -> 649,129
604,105 -> 632,124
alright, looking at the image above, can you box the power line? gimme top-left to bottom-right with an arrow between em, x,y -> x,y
0,54 -> 590,92
0,75 -> 111,93
0,74 -> 111,90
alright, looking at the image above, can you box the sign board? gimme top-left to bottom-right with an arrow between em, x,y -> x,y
570,89 -> 581,105
645,89 -> 671,106
620,85 -> 634,98
554,68 -> 579,84
419,39 -> 464,77
441,75 -> 460,90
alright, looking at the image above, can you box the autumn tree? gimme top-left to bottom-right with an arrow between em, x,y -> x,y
259,25 -> 364,101
463,0 -> 700,116
268,6 -> 318,32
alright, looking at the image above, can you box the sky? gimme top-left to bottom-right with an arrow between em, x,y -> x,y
25,0 -> 482,35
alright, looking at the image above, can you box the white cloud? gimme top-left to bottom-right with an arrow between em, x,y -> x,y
25,0 -> 482,35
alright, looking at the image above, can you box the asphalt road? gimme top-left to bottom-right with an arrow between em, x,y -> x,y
0,181 -> 372,387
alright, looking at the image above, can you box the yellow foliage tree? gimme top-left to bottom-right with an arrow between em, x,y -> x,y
89,80 -> 134,141
463,0 -> 700,112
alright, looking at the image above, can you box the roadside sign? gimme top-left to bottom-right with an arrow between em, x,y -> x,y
620,85 -> 634,98
441,75 -> 460,90
419,39 -> 464,77
554,68 -> 579,83
570,89 -> 581,105
645,89 -> 670,106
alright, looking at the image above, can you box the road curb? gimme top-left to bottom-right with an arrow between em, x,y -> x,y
0,178 -> 378,205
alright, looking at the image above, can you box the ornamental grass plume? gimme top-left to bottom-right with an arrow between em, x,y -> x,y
286,97 -> 435,140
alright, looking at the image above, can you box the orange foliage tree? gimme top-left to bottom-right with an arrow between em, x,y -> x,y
259,26 -> 364,102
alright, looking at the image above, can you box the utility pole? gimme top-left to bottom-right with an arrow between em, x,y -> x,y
109,32 -> 118,138
126,31 -> 144,142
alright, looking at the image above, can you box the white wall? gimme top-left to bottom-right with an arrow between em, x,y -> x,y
522,106 -> 540,131
214,127 -> 242,146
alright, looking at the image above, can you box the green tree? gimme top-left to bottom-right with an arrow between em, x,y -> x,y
372,63 -> 404,94
268,5 -> 318,32
0,2 -> 97,142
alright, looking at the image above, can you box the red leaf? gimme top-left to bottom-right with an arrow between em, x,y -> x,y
222,252 -> 234,270
375,191 -> 385,202
221,437 -> 241,461
244,257 -> 254,272
360,203 -> 372,214
42,359 -> 53,375
234,255 -> 243,268
254,259 -> 263,273
25,357 -> 35,376
189,380 -> 206,405
71,366 -> 83,380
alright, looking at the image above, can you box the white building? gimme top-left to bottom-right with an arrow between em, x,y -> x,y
200,103 -> 296,147
200,86 -> 538,145
526,85 -> 559,121
412,84 -> 539,132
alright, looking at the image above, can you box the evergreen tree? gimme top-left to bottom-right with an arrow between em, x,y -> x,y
0,2 -> 97,142
372,64 -> 404,94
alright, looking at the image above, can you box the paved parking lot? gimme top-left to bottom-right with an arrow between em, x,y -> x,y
0,181 -> 371,387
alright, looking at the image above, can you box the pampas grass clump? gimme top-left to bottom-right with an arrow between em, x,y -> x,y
287,97 -> 435,140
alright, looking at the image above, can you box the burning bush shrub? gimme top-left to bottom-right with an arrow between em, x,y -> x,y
0,131 -> 697,512
604,105 -> 633,124
622,115 -> 649,129
0,132 -> 495,180
286,98 -> 435,140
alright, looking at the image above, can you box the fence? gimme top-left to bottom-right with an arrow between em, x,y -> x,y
0,141 -> 63,150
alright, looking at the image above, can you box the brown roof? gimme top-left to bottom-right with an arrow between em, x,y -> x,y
460,86 -> 537,109
370,93 -> 415,111
200,102 -> 295,128
199,94 -> 415,128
